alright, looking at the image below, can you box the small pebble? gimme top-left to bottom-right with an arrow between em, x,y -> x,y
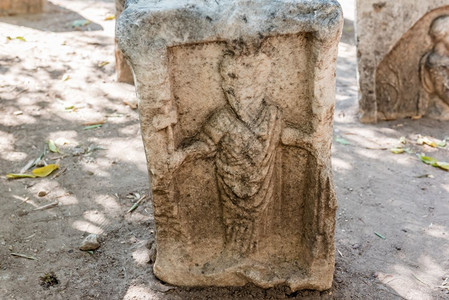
335,277 -> 343,283
351,243 -> 361,249
79,234 -> 100,251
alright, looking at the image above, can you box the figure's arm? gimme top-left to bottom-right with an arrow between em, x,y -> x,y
168,133 -> 216,171
281,126 -> 316,154
420,53 -> 434,94
168,112 -> 225,171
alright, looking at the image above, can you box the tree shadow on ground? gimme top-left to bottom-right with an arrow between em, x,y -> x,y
1,2 -> 448,298
335,23 -> 449,298
0,1 -> 103,32
332,116 -> 449,300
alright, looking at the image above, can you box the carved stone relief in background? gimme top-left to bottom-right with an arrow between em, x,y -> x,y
114,0 -> 134,84
356,0 -> 449,122
420,15 -> 449,120
374,5 -> 449,121
0,0 -> 46,15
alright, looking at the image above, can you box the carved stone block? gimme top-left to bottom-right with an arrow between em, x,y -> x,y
0,0 -> 45,15
117,0 -> 341,291
114,0 -> 134,84
356,0 -> 449,122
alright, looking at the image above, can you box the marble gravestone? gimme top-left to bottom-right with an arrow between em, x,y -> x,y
0,0 -> 45,15
356,0 -> 449,122
117,0 -> 342,291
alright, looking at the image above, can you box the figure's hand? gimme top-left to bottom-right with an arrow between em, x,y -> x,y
152,109 -> 177,131
167,150 -> 186,171
281,126 -> 316,154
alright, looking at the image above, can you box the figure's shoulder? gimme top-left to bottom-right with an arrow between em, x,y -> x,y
426,52 -> 449,67
204,106 -> 233,128
210,106 -> 233,120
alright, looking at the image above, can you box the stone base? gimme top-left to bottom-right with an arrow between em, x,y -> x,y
154,242 -> 334,291
0,0 -> 46,15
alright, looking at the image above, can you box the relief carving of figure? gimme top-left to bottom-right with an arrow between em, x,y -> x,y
420,15 -> 449,120
163,48 -> 315,257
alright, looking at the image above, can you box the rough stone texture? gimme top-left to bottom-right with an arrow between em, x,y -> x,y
356,0 -> 449,122
419,16 -> 449,121
117,0 -> 342,291
0,0 -> 46,15
115,0 -> 134,84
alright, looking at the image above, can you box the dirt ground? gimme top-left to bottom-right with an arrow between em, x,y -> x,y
0,0 -> 448,299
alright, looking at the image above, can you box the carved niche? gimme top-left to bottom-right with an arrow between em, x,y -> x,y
150,38 -> 337,291
376,6 -> 449,120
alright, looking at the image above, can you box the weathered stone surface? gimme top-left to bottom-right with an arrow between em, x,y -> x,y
0,0 -> 46,15
117,0 -> 341,291
420,16 -> 449,120
115,0 -> 134,84
356,1 -> 449,122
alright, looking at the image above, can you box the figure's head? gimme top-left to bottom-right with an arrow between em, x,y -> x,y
219,50 -> 271,114
429,15 -> 449,49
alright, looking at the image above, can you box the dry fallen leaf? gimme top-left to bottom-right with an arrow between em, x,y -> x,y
437,140 -> 447,148
335,137 -> 351,145
390,147 -> 405,154
437,162 -> 449,171
32,164 -> 60,177
6,173 -> 36,179
72,19 -> 91,28
83,124 -> 102,130
417,154 -> 449,172
98,61 -> 110,67
417,136 -> 438,148
416,135 -> 447,148
82,120 -> 105,126
48,140 -> 59,153
123,100 -> 138,109
7,36 -> 26,42
6,162 -> 58,179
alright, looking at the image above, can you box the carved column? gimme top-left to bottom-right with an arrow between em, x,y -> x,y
117,0 -> 342,291
0,0 -> 46,15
